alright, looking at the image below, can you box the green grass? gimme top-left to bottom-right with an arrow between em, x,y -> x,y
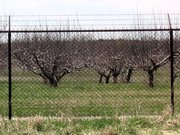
0,68 -> 180,117
0,115 -> 180,135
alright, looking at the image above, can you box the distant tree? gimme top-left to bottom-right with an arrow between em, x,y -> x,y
13,33 -> 84,87
90,52 -> 112,84
88,39 -> 128,84
127,38 -> 170,87
109,59 -> 124,83
85,39 -> 124,84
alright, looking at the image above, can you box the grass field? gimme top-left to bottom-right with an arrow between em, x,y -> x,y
0,68 -> 180,117
0,115 -> 180,135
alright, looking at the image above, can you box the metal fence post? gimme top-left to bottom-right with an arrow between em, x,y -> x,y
8,16 -> 12,120
168,14 -> 175,115
170,29 -> 174,115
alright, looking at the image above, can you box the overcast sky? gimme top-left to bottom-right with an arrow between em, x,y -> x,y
0,0 -> 180,15
0,0 -> 180,30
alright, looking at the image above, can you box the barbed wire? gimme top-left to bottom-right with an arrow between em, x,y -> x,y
0,13 -> 180,30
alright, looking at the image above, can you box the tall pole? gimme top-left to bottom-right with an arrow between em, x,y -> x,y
8,16 -> 12,120
168,14 -> 174,115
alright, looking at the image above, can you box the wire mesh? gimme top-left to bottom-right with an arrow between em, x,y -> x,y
0,33 -> 8,117
8,30 -> 176,117
0,14 -> 180,118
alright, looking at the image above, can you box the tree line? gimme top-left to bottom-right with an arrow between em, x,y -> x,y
0,32 -> 180,87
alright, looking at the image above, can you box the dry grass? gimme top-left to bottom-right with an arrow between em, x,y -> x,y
0,114 -> 180,135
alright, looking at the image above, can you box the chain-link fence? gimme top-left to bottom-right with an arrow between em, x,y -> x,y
0,32 -> 8,117
0,15 -> 180,119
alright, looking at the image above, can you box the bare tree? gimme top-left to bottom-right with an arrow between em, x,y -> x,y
144,56 -> 170,87
109,59 -> 124,83
13,33 -> 84,87
90,53 -> 112,84
127,38 -> 170,87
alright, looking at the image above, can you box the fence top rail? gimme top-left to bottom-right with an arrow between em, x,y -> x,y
0,28 -> 180,33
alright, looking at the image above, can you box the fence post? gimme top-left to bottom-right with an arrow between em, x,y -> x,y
168,14 -> 174,115
8,16 -> 12,120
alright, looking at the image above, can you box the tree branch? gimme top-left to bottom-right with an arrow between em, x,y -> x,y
33,53 -> 51,79
153,55 -> 170,70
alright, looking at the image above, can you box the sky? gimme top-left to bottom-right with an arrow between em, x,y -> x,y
0,0 -> 180,30
0,0 -> 180,15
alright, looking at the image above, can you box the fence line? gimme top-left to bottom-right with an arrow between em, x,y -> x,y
1,16 -> 180,120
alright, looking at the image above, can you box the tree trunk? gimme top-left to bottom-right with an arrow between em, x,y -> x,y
49,78 -> 58,87
121,71 -> 124,82
42,75 -> 58,87
41,75 -> 49,85
42,77 -> 49,84
105,76 -> 110,83
111,67 -> 120,83
113,75 -> 118,83
148,69 -> 154,87
126,67 -> 133,83
99,74 -> 103,83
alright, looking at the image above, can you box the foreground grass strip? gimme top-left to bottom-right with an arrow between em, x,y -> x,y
0,115 -> 179,135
